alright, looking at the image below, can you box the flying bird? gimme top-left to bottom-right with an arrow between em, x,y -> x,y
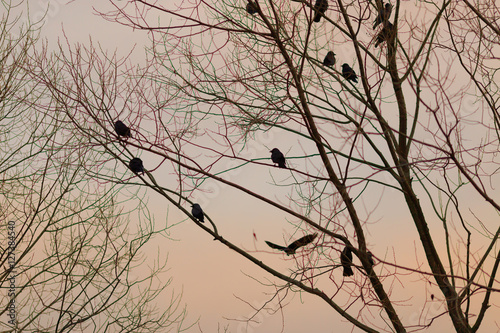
114,120 -> 131,138
375,22 -> 394,47
129,158 -> 144,175
373,2 -> 392,29
341,63 -> 358,83
265,233 -> 317,255
323,51 -> 336,67
246,1 -> 258,15
341,246 -> 354,276
191,203 -> 205,223
313,0 -> 328,22
270,148 -> 286,168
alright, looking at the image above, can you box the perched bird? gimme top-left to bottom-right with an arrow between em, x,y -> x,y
191,203 -> 205,223
313,0 -> 328,23
270,148 -> 286,168
323,51 -> 336,67
129,158 -> 144,175
342,63 -> 358,83
114,120 -> 131,138
246,1 -> 258,15
375,22 -> 395,47
367,251 -> 375,266
266,233 -> 317,255
341,246 -> 354,276
373,2 -> 392,29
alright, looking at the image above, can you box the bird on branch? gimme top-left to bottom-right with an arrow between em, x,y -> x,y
375,22 -> 395,47
323,51 -> 336,67
341,246 -> 354,276
246,1 -> 258,15
191,203 -> 205,223
114,120 -> 131,138
270,148 -> 287,168
313,0 -> 328,23
129,158 -> 144,175
342,63 -> 358,83
373,2 -> 392,29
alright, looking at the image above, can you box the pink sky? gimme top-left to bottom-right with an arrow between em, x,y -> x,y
27,1 -> 500,332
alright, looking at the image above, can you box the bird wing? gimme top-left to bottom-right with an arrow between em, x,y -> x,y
115,121 -> 131,137
192,204 -> 201,213
265,241 -> 288,251
340,246 -> 352,264
287,233 -> 317,251
271,149 -> 283,161
313,0 -> 328,22
384,4 -> 392,19
191,205 -> 204,220
246,2 -> 257,14
314,0 -> 328,13
341,247 -> 354,276
343,266 -> 354,276
271,149 -> 286,167
367,251 -> 375,265
129,158 -> 144,173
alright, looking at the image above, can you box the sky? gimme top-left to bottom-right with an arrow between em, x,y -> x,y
16,0 -> 500,332
33,2 -> 355,331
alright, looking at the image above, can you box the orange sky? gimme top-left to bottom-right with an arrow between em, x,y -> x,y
26,1 -> 500,332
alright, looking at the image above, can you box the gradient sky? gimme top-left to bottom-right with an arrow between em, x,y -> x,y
24,1 -> 500,332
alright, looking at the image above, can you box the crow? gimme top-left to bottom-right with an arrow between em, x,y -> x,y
246,1 -> 258,15
270,148 -> 286,168
191,203 -> 205,223
375,22 -> 394,47
341,246 -> 354,276
341,63 -> 358,83
373,2 -> 392,29
114,120 -> 131,138
313,0 -> 328,22
323,51 -> 336,67
266,233 -> 317,255
129,158 -> 144,175
367,251 -> 375,266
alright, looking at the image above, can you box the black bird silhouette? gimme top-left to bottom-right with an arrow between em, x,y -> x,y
191,203 -> 205,223
114,120 -> 131,138
375,22 -> 394,47
341,246 -> 354,276
367,251 -> 375,266
266,233 -> 317,255
341,63 -> 358,83
373,2 -> 392,29
129,158 -> 144,175
270,148 -> 286,168
246,1 -> 258,15
313,0 -> 328,22
323,51 -> 336,67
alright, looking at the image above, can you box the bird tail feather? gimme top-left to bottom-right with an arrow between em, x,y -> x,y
343,267 -> 354,276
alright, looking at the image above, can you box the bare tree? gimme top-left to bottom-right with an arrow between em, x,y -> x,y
0,2 -> 189,332
36,0 -> 500,331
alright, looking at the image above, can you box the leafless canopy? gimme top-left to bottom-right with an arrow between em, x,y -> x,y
30,0 -> 500,331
